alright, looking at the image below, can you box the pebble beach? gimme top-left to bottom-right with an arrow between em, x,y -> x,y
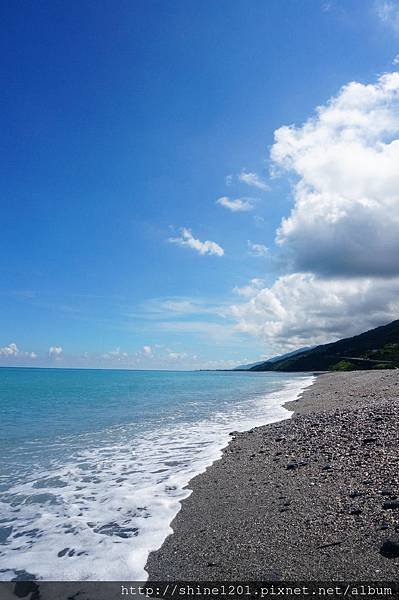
146,370 -> 399,580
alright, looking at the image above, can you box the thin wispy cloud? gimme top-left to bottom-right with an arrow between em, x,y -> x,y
248,241 -> 268,257
101,347 -> 128,360
216,196 -> 255,212
238,170 -> 269,191
156,320 -> 235,340
124,295 -> 238,346
253,215 -> 265,228
168,228 -> 224,256
166,349 -> 188,360
144,297 -> 228,318
375,0 -> 399,31
233,278 -> 265,298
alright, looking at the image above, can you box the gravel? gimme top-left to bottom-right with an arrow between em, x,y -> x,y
146,370 -> 399,580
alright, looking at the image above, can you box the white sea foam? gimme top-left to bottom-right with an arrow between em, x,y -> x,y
0,375 -> 314,581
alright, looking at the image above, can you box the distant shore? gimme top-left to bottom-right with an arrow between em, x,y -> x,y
146,370 -> 399,580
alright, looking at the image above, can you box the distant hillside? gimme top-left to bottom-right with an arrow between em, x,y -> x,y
234,347 -> 312,370
233,360 -> 265,371
250,320 -> 399,372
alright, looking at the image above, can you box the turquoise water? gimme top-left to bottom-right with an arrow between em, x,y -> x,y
0,367 -> 314,581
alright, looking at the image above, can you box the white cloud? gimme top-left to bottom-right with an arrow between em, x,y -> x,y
48,346 -> 63,358
231,273 -> 399,352
216,196 -> 255,212
101,345 -> 154,363
253,215 -> 265,228
166,349 -> 188,360
168,228 -> 224,256
233,278 -> 265,298
98,342 -> 235,370
271,71 -> 399,276
248,241 -> 268,257
393,54 -> 399,65
158,299 -> 207,315
0,342 -> 37,359
229,71 -> 399,351
156,320 -> 235,340
139,297 -> 228,319
376,0 -> 399,31
225,174 -> 233,186
238,170 -> 269,191
0,342 -> 19,356
102,347 -> 128,359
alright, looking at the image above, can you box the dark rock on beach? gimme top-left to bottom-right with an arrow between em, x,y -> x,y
146,370 -> 399,580
383,500 -> 399,510
380,540 -> 399,559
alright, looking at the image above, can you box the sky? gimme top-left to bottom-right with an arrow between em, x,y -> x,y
2,0 -> 399,370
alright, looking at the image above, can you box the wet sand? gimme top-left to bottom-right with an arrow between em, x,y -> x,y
146,370 -> 399,580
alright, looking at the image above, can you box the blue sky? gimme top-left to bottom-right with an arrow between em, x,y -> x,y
2,0 -> 399,369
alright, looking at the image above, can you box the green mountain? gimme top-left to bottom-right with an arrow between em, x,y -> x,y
250,319 -> 399,372
233,347 -> 312,370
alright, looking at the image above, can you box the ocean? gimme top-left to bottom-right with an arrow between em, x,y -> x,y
0,367 -> 314,581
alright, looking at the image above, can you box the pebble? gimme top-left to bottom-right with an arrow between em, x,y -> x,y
379,540 -> 399,559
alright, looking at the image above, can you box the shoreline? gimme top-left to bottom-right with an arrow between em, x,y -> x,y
0,371 -> 313,583
146,370 -> 399,580
140,374 -> 314,581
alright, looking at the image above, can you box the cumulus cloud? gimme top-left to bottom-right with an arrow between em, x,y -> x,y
229,71 -> 399,351
48,346 -> 63,358
168,228 -> 224,256
0,342 -> 37,359
0,342 -> 19,356
271,71 -> 399,277
238,170 -> 269,191
231,273 -> 399,352
101,345 -> 154,363
216,196 -> 255,212
393,54 -> 399,65
98,343 -> 225,370
248,241 -> 268,257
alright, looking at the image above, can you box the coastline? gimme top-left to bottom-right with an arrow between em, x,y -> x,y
139,373 -> 313,581
0,371 -> 313,582
146,370 -> 399,580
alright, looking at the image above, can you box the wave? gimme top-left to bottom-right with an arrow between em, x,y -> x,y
0,374 -> 314,581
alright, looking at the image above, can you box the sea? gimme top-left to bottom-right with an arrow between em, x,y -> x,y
0,367 -> 314,581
